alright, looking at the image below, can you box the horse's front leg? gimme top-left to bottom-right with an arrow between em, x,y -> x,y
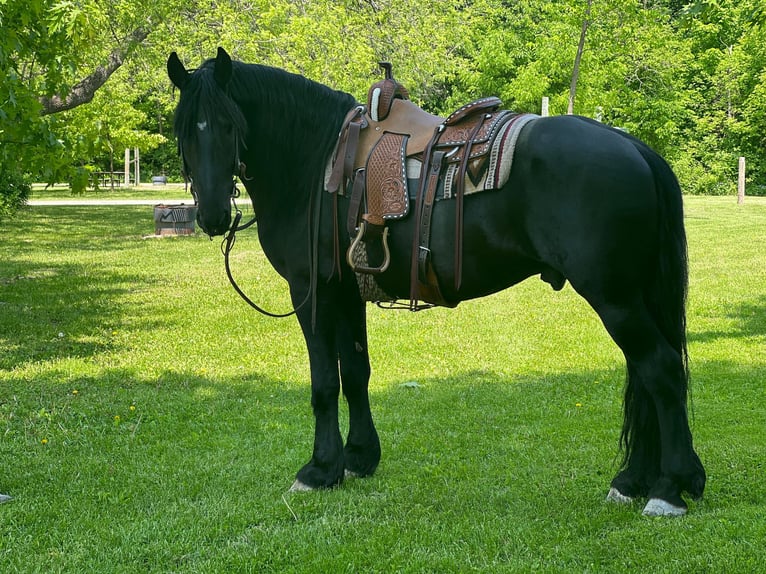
336,287 -> 380,479
290,286 -> 345,491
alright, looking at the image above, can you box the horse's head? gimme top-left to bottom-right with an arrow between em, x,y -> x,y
167,47 -> 247,236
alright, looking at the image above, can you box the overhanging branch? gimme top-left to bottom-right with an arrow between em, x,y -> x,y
39,27 -> 150,116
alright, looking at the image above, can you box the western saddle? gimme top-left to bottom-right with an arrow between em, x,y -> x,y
327,63 -> 519,310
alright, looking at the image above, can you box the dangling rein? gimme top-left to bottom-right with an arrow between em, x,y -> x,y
221,179 -> 316,322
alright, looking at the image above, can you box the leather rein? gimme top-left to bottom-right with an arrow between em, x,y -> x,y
220,183 -> 310,319
183,145 -> 312,319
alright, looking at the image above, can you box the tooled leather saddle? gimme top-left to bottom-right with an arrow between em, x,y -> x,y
327,63 -> 536,310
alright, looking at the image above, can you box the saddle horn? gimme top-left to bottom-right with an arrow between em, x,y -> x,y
367,62 -> 409,122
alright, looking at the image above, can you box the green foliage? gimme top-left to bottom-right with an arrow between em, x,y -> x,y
2,0 -> 766,215
0,0 -> 85,190
0,169 -> 30,222
0,196 -> 765,570
675,0 -> 766,194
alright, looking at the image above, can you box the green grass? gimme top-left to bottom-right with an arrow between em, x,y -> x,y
0,195 -> 764,572
30,183 -> 191,201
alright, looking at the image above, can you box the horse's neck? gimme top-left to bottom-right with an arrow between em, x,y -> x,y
238,86 -> 353,217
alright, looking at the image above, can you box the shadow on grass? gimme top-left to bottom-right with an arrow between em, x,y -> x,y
0,206 -> 209,371
2,358 -> 761,519
0,366 -> 307,499
0,363 -> 625,486
689,294 -> 766,343
0,259 -> 161,369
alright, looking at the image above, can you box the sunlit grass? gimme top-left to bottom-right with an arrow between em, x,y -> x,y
30,182 -> 190,201
0,196 -> 764,572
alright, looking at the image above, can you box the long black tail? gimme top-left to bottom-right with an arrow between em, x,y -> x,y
636,141 -> 689,373
621,139 -> 690,465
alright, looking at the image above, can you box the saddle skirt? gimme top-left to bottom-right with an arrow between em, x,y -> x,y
415,111 -> 537,201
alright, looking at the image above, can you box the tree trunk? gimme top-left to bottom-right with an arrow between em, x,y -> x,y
39,27 -> 150,116
568,0 -> 592,115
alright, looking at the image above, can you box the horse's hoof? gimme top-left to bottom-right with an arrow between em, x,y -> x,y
289,480 -> 314,492
344,469 -> 361,479
642,498 -> 687,517
606,487 -> 633,505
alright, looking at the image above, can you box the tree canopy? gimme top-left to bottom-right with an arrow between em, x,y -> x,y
1,0 -> 764,218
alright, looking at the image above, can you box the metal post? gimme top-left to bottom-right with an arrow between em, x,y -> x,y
541,97 -> 549,117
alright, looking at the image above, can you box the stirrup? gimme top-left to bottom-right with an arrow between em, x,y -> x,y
347,221 -> 391,275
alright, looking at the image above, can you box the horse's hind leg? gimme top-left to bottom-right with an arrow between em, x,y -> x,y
607,360 -> 660,501
595,299 -> 705,515
337,294 -> 381,479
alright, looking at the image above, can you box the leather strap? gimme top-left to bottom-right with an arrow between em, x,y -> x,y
344,121 -> 362,186
346,169 -> 366,236
453,117 -> 488,291
409,126 -> 442,307
417,150 -> 446,282
331,190 -> 342,281
328,107 -> 365,193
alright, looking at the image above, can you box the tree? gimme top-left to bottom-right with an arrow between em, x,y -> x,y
568,0 -> 593,115
0,0 -> 168,220
39,27 -> 150,115
2,0 -> 765,219
670,0 -> 766,194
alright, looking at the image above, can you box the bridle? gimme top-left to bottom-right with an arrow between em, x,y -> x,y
180,140 -> 312,319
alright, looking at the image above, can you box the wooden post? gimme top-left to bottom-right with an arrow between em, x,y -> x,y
134,147 -> 140,186
541,97 -> 549,117
738,157 -> 745,204
124,148 -> 130,186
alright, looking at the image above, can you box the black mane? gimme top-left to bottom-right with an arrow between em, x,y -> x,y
173,58 -> 358,193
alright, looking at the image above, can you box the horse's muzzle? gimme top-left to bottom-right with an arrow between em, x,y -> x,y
196,207 -> 232,237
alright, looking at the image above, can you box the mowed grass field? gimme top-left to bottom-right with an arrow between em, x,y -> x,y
0,195 -> 764,572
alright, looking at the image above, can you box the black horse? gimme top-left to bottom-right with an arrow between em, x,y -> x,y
167,47 -> 705,516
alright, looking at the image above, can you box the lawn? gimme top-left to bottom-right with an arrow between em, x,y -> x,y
30,183 -> 190,201
0,195 -> 764,572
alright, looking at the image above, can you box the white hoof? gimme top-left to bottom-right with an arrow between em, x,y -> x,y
344,469 -> 360,479
642,498 -> 687,517
606,487 -> 634,505
0,493 -> 11,504
289,480 -> 314,492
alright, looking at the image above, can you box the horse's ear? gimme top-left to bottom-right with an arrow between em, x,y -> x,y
167,52 -> 189,90
214,47 -> 233,88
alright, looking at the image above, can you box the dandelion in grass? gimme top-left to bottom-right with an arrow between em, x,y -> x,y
114,415 -> 121,426
41,438 -> 48,445
129,405 -> 136,412
576,403 -> 583,408
72,389 -> 79,396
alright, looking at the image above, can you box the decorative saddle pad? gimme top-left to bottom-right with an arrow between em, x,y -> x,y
404,112 -> 538,202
